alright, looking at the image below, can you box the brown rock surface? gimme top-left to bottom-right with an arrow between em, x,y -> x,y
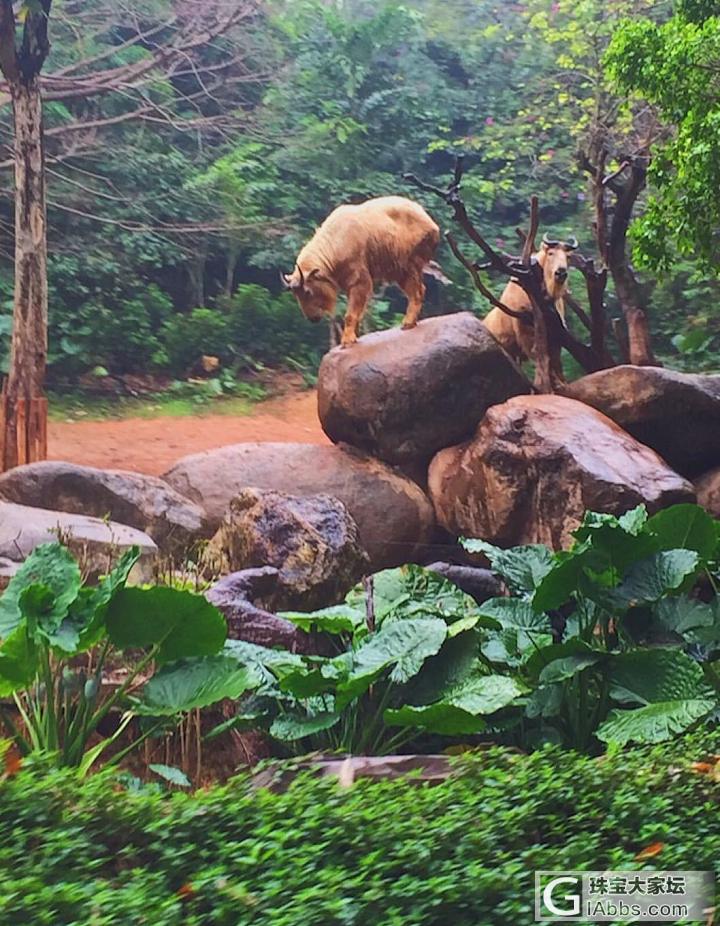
163,442 -> 435,570
0,501 -> 157,581
563,365 -> 720,477
203,488 -> 369,610
317,312 -> 531,465
0,461 -> 209,555
428,395 -> 694,549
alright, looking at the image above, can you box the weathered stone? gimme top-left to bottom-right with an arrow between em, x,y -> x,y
694,466 -> 720,519
163,442 -> 435,570
428,395 -> 694,550
0,461 -> 209,556
206,567 -> 314,651
0,501 -> 157,581
425,562 -> 504,604
317,311 -> 531,465
563,365 -> 720,478
203,488 -> 369,610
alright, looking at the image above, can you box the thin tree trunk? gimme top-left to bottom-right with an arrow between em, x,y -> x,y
4,76 -> 47,469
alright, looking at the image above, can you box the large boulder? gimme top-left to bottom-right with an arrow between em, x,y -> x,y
0,461 -> 209,556
317,312 -> 531,465
206,567 -> 315,651
428,395 -> 694,550
203,488 -> 369,610
563,366 -> 720,478
163,442 -> 435,570
0,501 -> 157,581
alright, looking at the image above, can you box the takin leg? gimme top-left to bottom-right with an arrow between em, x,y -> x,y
399,267 -> 426,330
341,277 -> 373,348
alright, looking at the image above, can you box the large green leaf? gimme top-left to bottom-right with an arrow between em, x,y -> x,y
385,675 -> 523,735
461,540 -> 553,592
0,624 -> 37,695
539,652 -> 603,684
139,655 -> 260,714
597,699 -> 716,745
524,639 -> 598,681
655,595 -> 717,635
0,544 -> 81,638
74,546 -> 141,651
611,550 -> 700,606
608,648 -> 712,705
479,599 -> 552,666
280,604 -> 365,635
531,542 -> 593,612
404,630 -> 480,706
645,504 -> 718,560
106,587 -> 227,663
270,710 -> 340,741
337,618 -> 447,708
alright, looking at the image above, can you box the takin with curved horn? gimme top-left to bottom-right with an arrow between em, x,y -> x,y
283,196 -> 440,347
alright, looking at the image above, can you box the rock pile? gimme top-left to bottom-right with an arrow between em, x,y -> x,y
4,310 -> 720,650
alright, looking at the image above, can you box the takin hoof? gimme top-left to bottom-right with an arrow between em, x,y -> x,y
401,321 -> 418,330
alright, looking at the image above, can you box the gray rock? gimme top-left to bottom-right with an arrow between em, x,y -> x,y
0,461 -> 209,556
429,395 -> 694,550
0,501 -> 157,581
203,488 -> 369,610
562,365 -> 720,478
206,567 -> 314,651
317,311 -> 531,465
425,562 -> 504,604
163,442 -> 435,570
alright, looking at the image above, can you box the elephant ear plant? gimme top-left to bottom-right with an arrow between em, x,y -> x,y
209,567 -> 524,755
0,543 -> 253,773
464,503 -> 720,751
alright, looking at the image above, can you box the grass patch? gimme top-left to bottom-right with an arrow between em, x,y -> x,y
49,380 -> 267,422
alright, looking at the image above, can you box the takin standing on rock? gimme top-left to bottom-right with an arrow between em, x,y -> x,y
483,233 -> 577,364
282,196 -> 440,348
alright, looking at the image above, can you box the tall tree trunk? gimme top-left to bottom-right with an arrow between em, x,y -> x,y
3,75 -> 47,468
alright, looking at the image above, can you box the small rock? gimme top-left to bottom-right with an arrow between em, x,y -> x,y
428,395 -> 694,550
317,312 -> 531,465
203,488 -> 370,610
425,562 -> 504,604
206,567 -> 314,651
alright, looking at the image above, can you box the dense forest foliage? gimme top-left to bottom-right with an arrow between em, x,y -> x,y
1,0 -> 718,387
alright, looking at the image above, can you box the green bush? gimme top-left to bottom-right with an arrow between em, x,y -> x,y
157,285 -> 328,376
0,731 -> 718,925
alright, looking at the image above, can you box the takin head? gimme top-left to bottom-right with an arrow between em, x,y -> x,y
535,233 -> 578,302
281,265 -> 338,323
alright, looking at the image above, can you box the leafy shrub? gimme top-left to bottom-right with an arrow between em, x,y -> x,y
0,731 -> 718,924
0,544 -> 253,770
47,253 -> 174,379
216,568 -> 523,754
464,503 -> 720,751
157,285 -> 328,376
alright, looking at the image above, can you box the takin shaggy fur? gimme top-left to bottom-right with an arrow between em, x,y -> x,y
483,235 -> 577,364
283,196 -> 440,347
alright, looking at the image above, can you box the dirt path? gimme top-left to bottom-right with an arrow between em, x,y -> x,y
48,391 -> 329,476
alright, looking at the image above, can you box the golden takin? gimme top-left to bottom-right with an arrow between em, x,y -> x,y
282,196 -> 440,348
483,233 -> 577,363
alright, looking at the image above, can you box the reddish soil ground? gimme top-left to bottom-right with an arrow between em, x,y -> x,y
47,391 -> 329,476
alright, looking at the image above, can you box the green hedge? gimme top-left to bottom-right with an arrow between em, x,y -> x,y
2,734 -> 719,925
